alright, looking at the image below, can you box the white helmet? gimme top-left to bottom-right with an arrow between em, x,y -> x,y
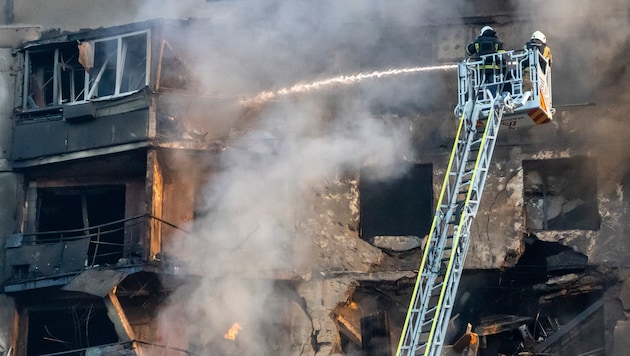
531,31 -> 547,44
480,25 -> 494,36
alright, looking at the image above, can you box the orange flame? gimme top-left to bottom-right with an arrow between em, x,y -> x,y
224,322 -> 242,340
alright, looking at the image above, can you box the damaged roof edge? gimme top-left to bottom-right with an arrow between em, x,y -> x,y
16,17 -> 186,51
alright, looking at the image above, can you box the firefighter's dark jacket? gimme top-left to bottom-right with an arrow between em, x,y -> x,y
466,29 -> 504,57
466,29 -> 504,69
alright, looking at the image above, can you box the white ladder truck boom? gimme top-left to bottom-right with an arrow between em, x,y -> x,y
396,48 -> 553,356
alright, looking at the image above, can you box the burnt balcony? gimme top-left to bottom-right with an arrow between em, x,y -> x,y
11,88 -> 152,166
10,20 -> 241,168
3,214 -> 185,293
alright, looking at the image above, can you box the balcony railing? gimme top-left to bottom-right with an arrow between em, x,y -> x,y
3,214 -> 187,285
38,340 -> 197,356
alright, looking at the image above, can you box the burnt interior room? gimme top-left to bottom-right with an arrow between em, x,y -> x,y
334,285 -> 395,356
441,235 -> 603,355
359,163 -> 433,242
523,156 -> 600,231
37,185 -> 126,265
20,293 -> 118,355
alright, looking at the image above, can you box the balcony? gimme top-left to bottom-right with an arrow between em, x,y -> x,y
3,214 -> 184,293
11,24 -> 154,167
12,89 -> 152,166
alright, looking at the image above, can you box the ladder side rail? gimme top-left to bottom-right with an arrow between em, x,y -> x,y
396,114 -> 469,356
419,125 -> 483,355
443,141 -> 465,211
426,103 -> 483,278
400,50 -> 521,356
408,119 -> 472,352
397,100 -> 486,355
425,96 -> 505,356
401,182 -> 460,354
437,102 -> 506,346
412,101 -> 490,355
423,109 -> 480,270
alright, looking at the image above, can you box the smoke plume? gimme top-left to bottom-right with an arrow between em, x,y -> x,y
144,0 -> 451,353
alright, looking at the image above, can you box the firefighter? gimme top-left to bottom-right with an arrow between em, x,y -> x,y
522,31 -> 552,94
525,31 -> 552,71
465,25 -> 504,58
466,25 -> 505,97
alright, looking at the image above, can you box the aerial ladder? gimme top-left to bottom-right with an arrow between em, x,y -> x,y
396,48 -> 554,356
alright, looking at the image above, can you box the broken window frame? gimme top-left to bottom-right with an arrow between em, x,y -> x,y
22,29 -> 151,111
33,185 -> 128,266
155,38 -> 199,92
25,302 -> 119,355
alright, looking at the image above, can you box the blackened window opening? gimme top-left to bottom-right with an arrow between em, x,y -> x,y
37,185 -> 126,265
359,163 -> 433,241
523,157 -> 600,231
361,312 -> 391,356
27,303 -> 118,355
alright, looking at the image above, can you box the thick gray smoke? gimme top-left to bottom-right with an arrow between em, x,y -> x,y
513,0 -> 630,190
144,0 -> 457,353
136,0 -> 630,353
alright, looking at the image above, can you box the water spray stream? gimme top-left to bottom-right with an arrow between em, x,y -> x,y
240,64 -> 457,106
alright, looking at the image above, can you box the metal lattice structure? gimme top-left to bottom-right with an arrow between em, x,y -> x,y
397,48 -> 552,356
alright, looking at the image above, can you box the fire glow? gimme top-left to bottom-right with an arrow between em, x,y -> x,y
240,64 -> 457,106
224,322 -> 243,341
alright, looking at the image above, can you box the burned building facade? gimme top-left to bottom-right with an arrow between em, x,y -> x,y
0,1 -> 629,355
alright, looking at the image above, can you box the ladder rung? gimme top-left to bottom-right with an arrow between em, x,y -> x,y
421,316 -> 435,327
396,59 -> 508,356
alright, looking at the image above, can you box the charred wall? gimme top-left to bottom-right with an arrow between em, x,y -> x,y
1,1 -> 630,356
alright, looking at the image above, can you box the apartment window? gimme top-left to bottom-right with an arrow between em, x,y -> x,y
156,39 -> 198,91
25,45 -> 85,108
37,185 -> 126,265
23,30 -> 149,110
360,163 -> 433,241
27,304 -> 118,355
523,157 -> 600,231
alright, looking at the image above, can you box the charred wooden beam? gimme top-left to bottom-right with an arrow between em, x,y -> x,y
105,287 -> 136,342
534,298 -> 603,353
